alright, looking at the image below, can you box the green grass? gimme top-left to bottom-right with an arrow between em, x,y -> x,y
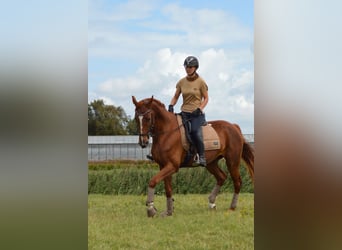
88,160 -> 254,195
88,193 -> 254,250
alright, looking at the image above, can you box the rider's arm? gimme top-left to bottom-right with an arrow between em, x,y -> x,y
199,91 -> 208,112
170,88 -> 181,106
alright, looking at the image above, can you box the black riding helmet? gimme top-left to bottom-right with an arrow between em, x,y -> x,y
183,56 -> 199,69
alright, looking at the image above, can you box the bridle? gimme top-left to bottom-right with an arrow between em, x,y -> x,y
135,108 -> 185,138
135,109 -> 154,138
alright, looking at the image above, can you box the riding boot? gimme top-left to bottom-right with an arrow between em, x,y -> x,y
191,128 -> 206,167
198,152 -> 207,167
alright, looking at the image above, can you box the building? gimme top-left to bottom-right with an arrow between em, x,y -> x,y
88,135 -> 254,161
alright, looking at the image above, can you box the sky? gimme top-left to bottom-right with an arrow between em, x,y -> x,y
88,0 -> 254,134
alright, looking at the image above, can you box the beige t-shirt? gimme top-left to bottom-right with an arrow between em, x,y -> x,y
176,76 -> 208,113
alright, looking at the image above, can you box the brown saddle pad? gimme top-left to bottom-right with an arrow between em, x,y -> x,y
176,115 -> 220,151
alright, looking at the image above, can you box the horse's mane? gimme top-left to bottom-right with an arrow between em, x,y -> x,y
143,97 -> 166,110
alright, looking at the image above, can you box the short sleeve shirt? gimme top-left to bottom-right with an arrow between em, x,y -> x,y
176,76 -> 208,113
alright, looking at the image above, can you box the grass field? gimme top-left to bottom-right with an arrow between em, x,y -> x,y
88,193 -> 254,250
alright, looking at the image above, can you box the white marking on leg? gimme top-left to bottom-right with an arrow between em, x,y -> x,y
146,187 -> 155,204
208,203 -> 216,209
208,185 -> 221,203
230,193 -> 239,209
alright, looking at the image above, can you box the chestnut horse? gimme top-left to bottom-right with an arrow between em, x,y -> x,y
132,96 -> 254,217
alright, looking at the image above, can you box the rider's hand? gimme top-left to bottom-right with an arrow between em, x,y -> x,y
168,105 -> 174,113
192,108 -> 202,116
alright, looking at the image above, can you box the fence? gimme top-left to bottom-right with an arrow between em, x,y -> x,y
88,136 -> 151,161
88,135 -> 254,161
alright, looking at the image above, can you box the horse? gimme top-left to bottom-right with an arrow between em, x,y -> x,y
132,96 -> 254,217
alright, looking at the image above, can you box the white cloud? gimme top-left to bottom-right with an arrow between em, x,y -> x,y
88,1 -> 254,133
88,2 -> 253,59
91,47 -> 254,132
235,95 -> 254,110
89,0 -> 157,22
232,70 -> 254,89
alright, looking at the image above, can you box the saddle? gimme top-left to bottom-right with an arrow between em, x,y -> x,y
176,114 -> 220,152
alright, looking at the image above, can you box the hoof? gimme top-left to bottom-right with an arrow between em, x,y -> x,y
160,211 -> 172,217
147,206 -> 157,217
208,203 -> 216,209
229,207 -> 236,211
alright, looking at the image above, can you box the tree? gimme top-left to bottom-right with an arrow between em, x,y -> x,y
88,99 -> 135,135
126,117 -> 138,135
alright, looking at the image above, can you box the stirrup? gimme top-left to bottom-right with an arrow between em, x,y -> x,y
194,154 -> 206,167
199,156 -> 207,167
192,154 -> 206,167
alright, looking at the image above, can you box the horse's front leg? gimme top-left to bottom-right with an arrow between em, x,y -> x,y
146,187 -> 157,217
160,175 -> 174,217
146,164 -> 176,218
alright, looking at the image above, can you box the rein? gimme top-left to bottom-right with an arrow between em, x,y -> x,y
136,109 -> 185,137
150,122 -> 184,137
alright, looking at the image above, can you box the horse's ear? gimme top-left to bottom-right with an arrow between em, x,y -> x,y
132,96 -> 138,106
146,95 -> 154,107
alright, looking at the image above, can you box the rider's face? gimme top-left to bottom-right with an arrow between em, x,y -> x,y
185,66 -> 196,76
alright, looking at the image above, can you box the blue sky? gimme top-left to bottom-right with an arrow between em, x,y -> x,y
89,0 -> 254,133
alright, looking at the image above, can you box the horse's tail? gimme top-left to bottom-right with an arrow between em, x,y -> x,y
242,140 -> 254,184
232,123 -> 254,183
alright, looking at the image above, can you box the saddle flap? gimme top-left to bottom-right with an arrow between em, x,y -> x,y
202,124 -> 221,150
176,115 -> 220,151
177,115 -> 190,151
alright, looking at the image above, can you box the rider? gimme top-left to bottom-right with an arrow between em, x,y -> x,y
168,56 -> 209,167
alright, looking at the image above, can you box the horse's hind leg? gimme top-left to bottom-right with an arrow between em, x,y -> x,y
226,158 -> 242,210
206,159 -> 227,209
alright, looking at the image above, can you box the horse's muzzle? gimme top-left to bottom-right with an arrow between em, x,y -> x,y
139,135 -> 149,148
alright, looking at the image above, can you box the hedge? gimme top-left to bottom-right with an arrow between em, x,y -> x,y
88,160 -> 254,195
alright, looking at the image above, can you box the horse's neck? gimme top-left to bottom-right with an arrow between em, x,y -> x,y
152,107 -> 176,134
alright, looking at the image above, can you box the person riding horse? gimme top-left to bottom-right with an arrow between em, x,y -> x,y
148,56 -> 209,167
133,96 -> 254,217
